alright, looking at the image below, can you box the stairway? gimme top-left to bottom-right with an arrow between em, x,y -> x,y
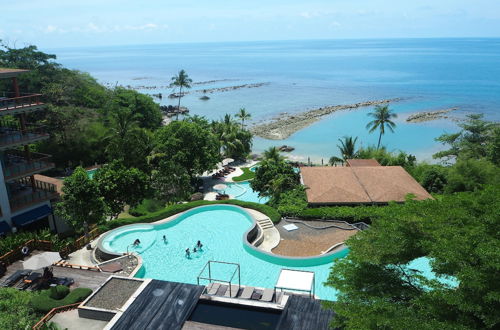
256,217 -> 274,230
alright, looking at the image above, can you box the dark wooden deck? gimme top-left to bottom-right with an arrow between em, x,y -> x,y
110,280 -> 204,330
0,250 -> 111,291
276,295 -> 336,330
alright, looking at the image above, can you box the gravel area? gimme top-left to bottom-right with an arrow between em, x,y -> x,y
84,278 -> 143,311
99,255 -> 139,276
272,220 -> 359,257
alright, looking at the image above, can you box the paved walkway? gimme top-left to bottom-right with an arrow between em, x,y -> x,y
51,309 -> 107,330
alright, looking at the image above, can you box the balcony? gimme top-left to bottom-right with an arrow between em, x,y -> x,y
2,150 -> 55,181
0,121 -> 49,150
0,93 -> 45,116
9,178 -> 58,212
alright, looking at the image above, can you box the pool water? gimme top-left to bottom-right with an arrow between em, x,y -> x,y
101,205 -> 452,301
87,168 -> 98,179
225,182 -> 269,204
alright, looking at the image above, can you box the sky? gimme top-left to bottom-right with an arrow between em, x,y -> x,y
1,0 -> 500,48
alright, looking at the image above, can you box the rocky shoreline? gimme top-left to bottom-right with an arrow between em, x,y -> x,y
406,107 -> 458,123
250,98 -> 402,140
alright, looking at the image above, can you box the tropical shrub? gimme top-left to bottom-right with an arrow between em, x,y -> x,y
0,288 -> 43,329
273,187 -> 308,216
31,287 -> 93,313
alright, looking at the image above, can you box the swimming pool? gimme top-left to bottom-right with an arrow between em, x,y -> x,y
224,182 -> 269,204
87,168 -> 98,179
100,205 -> 346,300
100,205 -> 451,301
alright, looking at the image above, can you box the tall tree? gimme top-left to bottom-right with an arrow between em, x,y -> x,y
153,120 -> 220,178
169,69 -> 192,120
55,167 -> 106,231
366,105 -> 397,149
325,185 -> 500,329
150,159 -> 192,202
212,114 -> 253,159
262,146 -> 285,163
94,161 -> 149,218
235,108 -> 251,129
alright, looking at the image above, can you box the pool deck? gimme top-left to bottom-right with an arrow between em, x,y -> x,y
272,219 -> 359,257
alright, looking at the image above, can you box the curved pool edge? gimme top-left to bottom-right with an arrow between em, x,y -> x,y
96,204 -> 349,267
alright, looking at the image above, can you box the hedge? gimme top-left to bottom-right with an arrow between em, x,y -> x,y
295,203 -> 406,223
31,287 -> 93,313
100,200 -> 281,232
232,167 -> 255,182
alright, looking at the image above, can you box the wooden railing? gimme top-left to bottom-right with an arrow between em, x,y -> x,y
59,227 -> 101,258
0,93 -> 43,112
9,178 -> 58,212
53,261 -> 100,271
32,302 -> 81,330
0,227 -> 100,266
0,124 -> 49,148
0,239 -> 53,265
3,150 -> 54,181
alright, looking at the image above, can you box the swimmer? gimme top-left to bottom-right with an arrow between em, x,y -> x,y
193,247 -> 197,253
196,240 -> 203,249
185,248 -> 191,258
133,239 -> 141,246
163,235 -> 167,243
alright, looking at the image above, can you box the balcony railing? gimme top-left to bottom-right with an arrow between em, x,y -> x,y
9,178 -> 58,212
0,93 -> 44,113
0,121 -> 49,149
3,150 -> 54,181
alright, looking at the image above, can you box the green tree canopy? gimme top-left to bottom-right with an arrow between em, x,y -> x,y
150,159 -> 192,202
153,120 -> 220,177
94,161 -> 149,218
325,185 -> 500,329
55,167 -> 106,231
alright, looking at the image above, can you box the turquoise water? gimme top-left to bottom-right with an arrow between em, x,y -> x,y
49,39 -> 500,163
101,205 -> 449,301
225,182 -> 269,203
86,168 -> 98,179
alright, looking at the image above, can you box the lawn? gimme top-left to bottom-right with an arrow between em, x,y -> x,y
232,167 -> 255,182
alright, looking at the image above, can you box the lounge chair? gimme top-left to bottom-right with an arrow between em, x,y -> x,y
0,269 -> 31,287
260,288 -> 274,302
207,282 -> 221,295
240,286 -> 254,299
18,272 -> 41,290
51,277 -> 74,287
224,285 -> 239,298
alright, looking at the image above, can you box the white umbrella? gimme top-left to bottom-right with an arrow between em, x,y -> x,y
22,252 -> 61,270
213,184 -> 228,191
222,158 -> 234,166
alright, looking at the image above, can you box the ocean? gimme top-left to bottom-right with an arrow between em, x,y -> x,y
46,38 -> 500,163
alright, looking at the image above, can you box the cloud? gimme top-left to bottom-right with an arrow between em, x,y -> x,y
329,21 -> 341,28
299,11 -> 321,19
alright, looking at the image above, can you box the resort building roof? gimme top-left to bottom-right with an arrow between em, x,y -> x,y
346,158 -> 381,167
301,166 -> 433,205
0,68 -> 29,78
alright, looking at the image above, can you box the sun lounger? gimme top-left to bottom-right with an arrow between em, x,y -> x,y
224,285 -> 239,298
52,277 -> 74,286
0,269 -> 31,287
240,286 -> 254,299
260,288 -> 274,302
207,282 -> 221,295
18,272 -> 41,290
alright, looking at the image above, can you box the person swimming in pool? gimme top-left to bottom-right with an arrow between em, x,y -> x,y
193,247 -> 197,253
185,248 -> 191,258
196,240 -> 203,250
133,239 -> 141,246
163,235 -> 167,243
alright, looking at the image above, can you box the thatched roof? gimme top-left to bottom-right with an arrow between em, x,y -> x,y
300,166 -> 433,205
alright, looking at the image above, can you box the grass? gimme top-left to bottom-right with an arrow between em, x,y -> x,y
129,199 -> 166,217
232,167 -> 255,182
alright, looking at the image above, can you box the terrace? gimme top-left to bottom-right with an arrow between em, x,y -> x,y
0,92 -> 45,116
8,178 -> 58,212
2,149 -> 54,181
0,123 -> 49,150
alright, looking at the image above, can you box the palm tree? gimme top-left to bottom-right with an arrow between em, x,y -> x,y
263,146 -> 285,163
170,69 -> 193,120
366,105 -> 397,149
337,136 -> 359,161
235,108 -> 251,129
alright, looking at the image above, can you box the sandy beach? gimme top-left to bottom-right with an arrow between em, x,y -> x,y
250,98 -> 402,140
